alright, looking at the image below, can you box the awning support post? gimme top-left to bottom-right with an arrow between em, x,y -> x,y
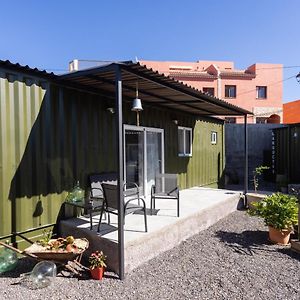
115,66 -> 125,280
244,114 -> 248,201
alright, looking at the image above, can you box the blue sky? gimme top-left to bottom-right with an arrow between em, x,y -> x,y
1,0 -> 299,102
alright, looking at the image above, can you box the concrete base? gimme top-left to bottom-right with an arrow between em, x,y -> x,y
60,187 -> 242,274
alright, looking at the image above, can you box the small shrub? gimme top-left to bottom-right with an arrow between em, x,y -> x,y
248,192 -> 298,230
252,165 -> 270,192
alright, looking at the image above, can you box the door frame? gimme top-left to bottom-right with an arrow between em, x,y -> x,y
123,124 -> 165,198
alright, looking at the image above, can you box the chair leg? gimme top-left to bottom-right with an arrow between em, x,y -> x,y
143,206 -> 148,232
150,196 -> 153,215
108,213 -> 111,225
97,206 -> 105,232
177,196 -> 180,218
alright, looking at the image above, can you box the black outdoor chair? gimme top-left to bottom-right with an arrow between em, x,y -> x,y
97,182 -> 148,233
88,172 -> 118,201
151,173 -> 180,217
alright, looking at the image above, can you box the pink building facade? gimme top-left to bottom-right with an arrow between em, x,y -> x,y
140,60 -> 283,123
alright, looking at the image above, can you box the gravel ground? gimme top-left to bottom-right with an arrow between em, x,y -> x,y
1,210 -> 299,300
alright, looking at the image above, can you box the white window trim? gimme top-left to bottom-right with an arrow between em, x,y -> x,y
256,86 -> 267,99
178,126 -> 192,157
211,131 -> 217,144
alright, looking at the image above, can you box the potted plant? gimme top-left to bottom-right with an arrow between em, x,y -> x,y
248,192 -> 298,245
246,165 -> 269,208
89,250 -> 107,280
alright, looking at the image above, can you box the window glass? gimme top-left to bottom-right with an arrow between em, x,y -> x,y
178,128 -> 184,154
185,130 -> 191,154
256,86 -> 267,99
225,85 -> 236,98
211,132 -> 217,144
203,87 -> 215,96
256,117 -> 268,124
178,127 -> 192,156
225,117 -> 236,123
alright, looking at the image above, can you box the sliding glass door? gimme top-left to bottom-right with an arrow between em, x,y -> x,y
124,125 -> 164,198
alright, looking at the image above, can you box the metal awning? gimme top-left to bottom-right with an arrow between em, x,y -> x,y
59,61 -> 251,116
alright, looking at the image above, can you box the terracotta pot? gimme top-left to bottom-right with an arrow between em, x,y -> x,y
90,267 -> 105,280
268,226 -> 292,245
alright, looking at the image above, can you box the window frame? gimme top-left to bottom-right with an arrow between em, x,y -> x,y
225,85 -> 237,98
225,117 -> 236,124
203,87 -> 215,96
256,86 -> 267,99
178,126 -> 192,157
211,131 -> 217,144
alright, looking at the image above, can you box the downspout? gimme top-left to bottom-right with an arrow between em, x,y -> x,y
217,68 -> 221,98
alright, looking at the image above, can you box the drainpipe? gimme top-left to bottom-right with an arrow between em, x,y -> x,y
217,68 -> 221,98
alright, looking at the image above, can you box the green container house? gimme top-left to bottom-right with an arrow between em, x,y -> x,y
0,60 -> 249,276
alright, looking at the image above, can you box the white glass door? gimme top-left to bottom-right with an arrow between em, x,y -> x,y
124,125 -> 164,198
146,130 -> 164,196
124,127 -> 144,194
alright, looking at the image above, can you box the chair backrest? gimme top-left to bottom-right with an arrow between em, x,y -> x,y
101,183 -> 119,210
89,173 -> 117,198
155,173 -> 178,195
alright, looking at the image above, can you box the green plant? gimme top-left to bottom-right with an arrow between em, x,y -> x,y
248,192 -> 298,230
252,165 -> 270,192
37,229 -> 53,247
89,251 -> 107,270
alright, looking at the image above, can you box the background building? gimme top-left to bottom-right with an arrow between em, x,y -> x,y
283,99 -> 300,123
140,60 -> 283,123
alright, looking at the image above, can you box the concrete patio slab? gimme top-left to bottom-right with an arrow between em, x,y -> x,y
59,187 -> 243,274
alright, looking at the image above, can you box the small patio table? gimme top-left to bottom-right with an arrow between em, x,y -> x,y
64,198 -> 104,230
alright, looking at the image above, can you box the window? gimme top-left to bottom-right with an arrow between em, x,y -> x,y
211,131 -> 217,144
203,87 -> 215,96
256,86 -> 267,99
225,85 -> 236,98
256,117 -> 268,124
225,117 -> 236,124
178,126 -> 192,156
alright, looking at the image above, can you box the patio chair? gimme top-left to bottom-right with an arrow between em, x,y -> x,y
88,172 -> 117,201
97,182 -> 148,233
151,173 -> 179,217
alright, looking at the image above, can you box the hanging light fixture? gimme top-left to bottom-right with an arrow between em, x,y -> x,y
296,72 -> 300,84
131,82 -> 143,126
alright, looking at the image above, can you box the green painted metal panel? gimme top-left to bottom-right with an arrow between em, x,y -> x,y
123,104 -> 225,190
0,69 -> 224,241
274,125 -> 300,183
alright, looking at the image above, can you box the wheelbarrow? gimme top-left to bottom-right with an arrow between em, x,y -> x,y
0,238 -> 90,276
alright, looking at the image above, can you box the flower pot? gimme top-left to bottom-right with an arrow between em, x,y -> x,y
246,193 -> 267,209
90,267 -> 105,280
268,226 -> 292,245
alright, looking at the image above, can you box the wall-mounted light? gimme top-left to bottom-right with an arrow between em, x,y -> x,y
172,119 -> 178,125
131,82 -> 143,126
106,107 -> 115,114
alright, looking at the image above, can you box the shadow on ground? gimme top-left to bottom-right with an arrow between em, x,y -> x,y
215,230 -> 271,255
277,248 -> 300,261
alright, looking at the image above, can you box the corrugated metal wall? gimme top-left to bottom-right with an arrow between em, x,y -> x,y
274,125 -> 300,182
0,69 -> 224,240
123,104 -> 224,190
